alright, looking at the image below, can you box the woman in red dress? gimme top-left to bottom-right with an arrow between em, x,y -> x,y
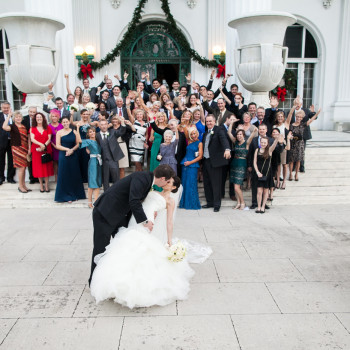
30,112 -> 54,192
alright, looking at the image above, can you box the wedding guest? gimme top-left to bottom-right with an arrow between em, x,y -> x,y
193,109 -> 205,142
97,102 -> 109,118
55,116 -> 86,203
184,94 -> 201,113
286,103 -> 321,181
180,127 -> 203,210
48,109 -> 63,182
149,112 -> 167,171
135,80 -> 149,103
30,112 -> 54,192
273,110 -> 289,189
110,116 -> 131,179
144,72 -> 161,95
82,77 -> 106,103
0,101 -> 16,184
248,102 -> 258,124
96,118 -> 126,191
77,126 -> 102,208
220,90 -> 247,121
2,111 -> 31,193
227,127 -> 258,210
241,112 -> 258,139
203,96 -> 232,125
21,106 -> 38,184
160,92 -> 171,110
146,92 -> 160,108
43,96 -> 70,119
173,86 -> 189,106
158,129 -> 179,174
164,100 -> 182,120
253,136 -> 279,213
64,74 -> 83,104
106,86 -> 123,113
201,114 -> 231,212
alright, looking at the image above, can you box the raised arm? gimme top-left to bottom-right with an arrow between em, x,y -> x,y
219,87 -> 232,105
269,135 -> 281,155
246,128 -> 258,149
227,122 -> 236,144
2,114 -> 11,131
285,131 -> 293,151
306,108 -> 321,126
286,106 -> 296,129
64,74 -> 72,95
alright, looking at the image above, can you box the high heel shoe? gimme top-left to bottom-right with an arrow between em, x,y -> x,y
255,209 -> 261,213
18,187 -> 28,193
88,202 -> 93,208
40,189 -> 45,193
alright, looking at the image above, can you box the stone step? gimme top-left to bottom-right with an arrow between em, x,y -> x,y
302,154 -> 350,162
305,147 -> 350,155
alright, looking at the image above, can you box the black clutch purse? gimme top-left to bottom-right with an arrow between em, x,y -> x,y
41,153 -> 52,164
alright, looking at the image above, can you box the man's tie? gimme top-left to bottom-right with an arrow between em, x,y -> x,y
119,108 -> 122,117
217,112 -> 223,125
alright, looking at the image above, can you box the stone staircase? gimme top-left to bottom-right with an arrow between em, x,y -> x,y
1,135 -> 350,209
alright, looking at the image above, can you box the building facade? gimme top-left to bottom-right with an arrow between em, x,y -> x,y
0,0 -> 349,130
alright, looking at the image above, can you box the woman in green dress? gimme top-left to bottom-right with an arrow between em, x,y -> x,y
228,126 -> 257,210
149,112 -> 168,172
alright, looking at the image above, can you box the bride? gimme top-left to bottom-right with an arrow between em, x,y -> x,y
90,176 -> 211,309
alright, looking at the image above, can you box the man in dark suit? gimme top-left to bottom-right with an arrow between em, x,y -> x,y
288,98 -> 316,172
202,114 -> 231,212
136,81 -> 149,103
0,101 -> 15,185
96,119 -> 126,191
164,100 -> 182,120
89,164 -> 175,284
22,106 -> 39,184
82,78 -> 105,103
106,87 -> 125,113
202,98 -> 233,126
205,90 -> 218,110
169,80 -> 181,100
43,96 -> 70,119
108,96 -> 128,118
247,123 -> 284,208
97,90 -> 110,104
145,75 -> 161,95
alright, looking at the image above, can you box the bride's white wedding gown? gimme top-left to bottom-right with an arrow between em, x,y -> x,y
90,190 -> 210,309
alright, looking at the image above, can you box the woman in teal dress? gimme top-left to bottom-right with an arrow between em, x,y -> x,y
149,112 -> 168,172
228,126 -> 257,210
77,126 -> 102,208
180,127 -> 203,210
54,116 -> 86,203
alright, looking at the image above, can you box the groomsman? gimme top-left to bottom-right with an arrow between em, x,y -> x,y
136,81 -> 149,103
0,101 -> 15,185
96,118 -> 126,191
82,78 -> 105,103
202,98 -> 233,126
43,96 -> 70,119
106,87 -> 123,112
201,114 -> 231,212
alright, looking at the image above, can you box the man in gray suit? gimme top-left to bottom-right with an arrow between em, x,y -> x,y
96,118 -> 126,191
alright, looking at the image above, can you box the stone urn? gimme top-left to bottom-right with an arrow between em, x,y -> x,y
229,12 -> 296,107
0,13 -> 65,108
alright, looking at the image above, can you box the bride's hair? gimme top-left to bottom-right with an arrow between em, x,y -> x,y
171,176 -> 181,193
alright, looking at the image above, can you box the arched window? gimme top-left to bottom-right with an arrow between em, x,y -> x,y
0,29 -> 21,109
279,23 -> 319,110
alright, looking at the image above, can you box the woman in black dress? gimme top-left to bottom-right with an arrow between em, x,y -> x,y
253,136 -> 279,213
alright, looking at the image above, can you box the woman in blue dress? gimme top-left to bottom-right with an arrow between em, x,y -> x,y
180,127 -> 203,210
54,116 -> 86,203
77,126 -> 102,208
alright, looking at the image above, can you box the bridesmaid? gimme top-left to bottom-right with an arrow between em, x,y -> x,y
55,116 -> 86,203
48,109 -> 63,182
180,127 -> 203,210
77,126 -> 102,208
30,112 -> 54,192
2,110 -> 31,193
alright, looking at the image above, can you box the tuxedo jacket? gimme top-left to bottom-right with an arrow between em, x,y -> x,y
139,91 -> 149,103
202,125 -> 230,168
96,127 -> 126,163
247,136 -> 284,169
94,171 -> 153,227
21,115 -> 31,131
106,97 -> 127,115
144,84 -> 161,96
0,112 -> 10,149
164,109 -> 182,121
202,101 -> 233,125
289,107 -> 316,141
43,104 -> 70,120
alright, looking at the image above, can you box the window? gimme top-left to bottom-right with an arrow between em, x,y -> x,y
279,24 -> 319,111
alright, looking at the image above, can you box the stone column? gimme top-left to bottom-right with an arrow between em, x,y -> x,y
332,0 -> 350,131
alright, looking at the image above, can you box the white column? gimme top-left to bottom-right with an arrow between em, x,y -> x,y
332,0 -> 350,130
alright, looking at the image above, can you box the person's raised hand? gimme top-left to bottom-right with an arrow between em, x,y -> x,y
185,73 -> 191,82
141,71 -> 146,80
278,134 -> 284,143
309,104 -> 315,113
287,131 -> 293,140
64,74 -> 69,79
114,74 -> 120,81
210,69 -> 215,79
270,96 -> 279,109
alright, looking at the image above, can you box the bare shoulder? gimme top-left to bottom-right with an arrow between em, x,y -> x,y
166,196 -> 175,208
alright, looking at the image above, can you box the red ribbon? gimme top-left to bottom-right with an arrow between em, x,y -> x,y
277,87 -> 287,102
216,64 -> 225,78
21,92 -> 27,104
80,64 -> 94,79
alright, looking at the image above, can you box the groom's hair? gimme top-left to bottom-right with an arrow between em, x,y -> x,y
153,165 -> 175,180
171,176 -> 181,193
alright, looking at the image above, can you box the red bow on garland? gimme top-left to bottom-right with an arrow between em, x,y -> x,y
21,92 -> 27,104
80,64 -> 94,79
277,87 -> 287,102
216,64 -> 225,78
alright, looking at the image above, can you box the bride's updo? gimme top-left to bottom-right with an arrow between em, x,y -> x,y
171,176 -> 181,193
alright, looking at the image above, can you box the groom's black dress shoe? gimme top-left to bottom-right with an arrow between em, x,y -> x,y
202,204 -> 213,209
214,207 -> 220,212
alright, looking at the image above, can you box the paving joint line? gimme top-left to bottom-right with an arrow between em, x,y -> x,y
264,282 -> 283,314
230,315 -> 242,350
117,316 -> 125,350
0,317 -> 19,346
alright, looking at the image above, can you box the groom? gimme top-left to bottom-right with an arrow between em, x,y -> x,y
89,164 -> 176,285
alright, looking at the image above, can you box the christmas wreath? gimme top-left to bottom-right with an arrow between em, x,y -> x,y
270,69 -> 297,102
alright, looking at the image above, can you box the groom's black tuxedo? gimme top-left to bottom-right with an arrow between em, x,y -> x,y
89,171 -> 154,284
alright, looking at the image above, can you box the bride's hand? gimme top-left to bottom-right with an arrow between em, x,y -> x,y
143,220 -> 154,232
167,240 -> 172,246
154,211 -> 157,220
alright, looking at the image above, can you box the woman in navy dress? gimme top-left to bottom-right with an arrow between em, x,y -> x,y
180,127 -> 203,210
77,126 -> 102,208
54,116 -> 86,203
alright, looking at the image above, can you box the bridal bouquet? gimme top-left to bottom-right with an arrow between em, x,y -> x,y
70,104 -> 79,112
167,241 -> 186,262
86,102 -> 96,111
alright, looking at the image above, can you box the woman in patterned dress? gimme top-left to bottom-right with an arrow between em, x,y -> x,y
2,110 -> 31,193
227,125 -> 258,210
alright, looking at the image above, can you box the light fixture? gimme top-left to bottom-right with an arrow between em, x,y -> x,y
74,46 -> 84,56
85,45 -> 95,55
74,45 -> 95,67
213,46 -> 222,56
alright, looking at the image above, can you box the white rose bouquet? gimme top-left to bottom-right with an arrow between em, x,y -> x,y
86,102 -> 96,111
70,104 -> 79,112
167,241 -> 186,262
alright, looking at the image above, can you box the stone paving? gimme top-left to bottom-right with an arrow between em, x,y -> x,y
0,205 -> 350,349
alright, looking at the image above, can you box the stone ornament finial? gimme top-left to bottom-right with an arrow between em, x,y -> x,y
187,0 -> 197,9
110,0 -> 121,9
323,0 -> 333,9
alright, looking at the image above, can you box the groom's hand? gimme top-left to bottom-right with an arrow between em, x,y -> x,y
143,220 -> 154,232
154,211 -> 157,220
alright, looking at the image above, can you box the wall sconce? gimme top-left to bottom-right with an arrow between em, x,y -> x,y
213,46 -> 226,65
74,45 -> 95,67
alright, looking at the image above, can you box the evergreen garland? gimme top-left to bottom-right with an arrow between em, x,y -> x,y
78,0 -> 217,79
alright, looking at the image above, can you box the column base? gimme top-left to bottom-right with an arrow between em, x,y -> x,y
249,92 -> 270,109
